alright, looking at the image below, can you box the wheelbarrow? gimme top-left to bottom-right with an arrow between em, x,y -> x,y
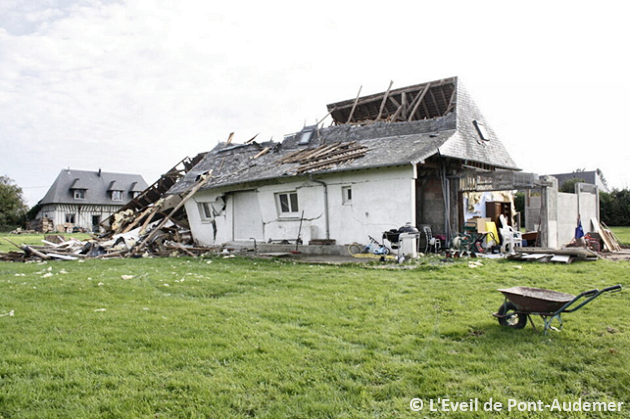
493,285 -> 622,333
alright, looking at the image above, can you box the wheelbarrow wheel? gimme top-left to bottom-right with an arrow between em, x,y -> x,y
497,302 -> 527,329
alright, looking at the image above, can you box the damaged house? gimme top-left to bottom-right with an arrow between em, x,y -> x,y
168,76 -> 529,252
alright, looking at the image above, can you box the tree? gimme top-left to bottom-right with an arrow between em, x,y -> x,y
600,189 -> 630,226
0,175 -> 28,230
559,177 -> 587,194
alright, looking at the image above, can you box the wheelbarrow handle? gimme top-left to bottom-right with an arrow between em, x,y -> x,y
580,289 -> 599,298
603,284 -> 622,293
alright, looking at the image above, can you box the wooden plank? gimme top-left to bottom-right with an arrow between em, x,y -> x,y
226,132 -> 234,144
121,206 -> 155,234
407,83 -> 431,121
296,150 -> 368,173
375,80 -> 394,122
444,89 -> 457,114
253,147 -> 270,159
139,201 -> 165,235
439,86 -> 449,112
245,133 -> 259,144
346,85 -> 362,124
317,108 -> 334,126
138,171 -> 213,247
428,89 -> 440,116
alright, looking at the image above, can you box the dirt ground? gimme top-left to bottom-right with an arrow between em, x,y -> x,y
602,248 -> 630,261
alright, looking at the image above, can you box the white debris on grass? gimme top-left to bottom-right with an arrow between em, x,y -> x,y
0,310 -> 14,317
468,261 -> 483,268
94,308 -> 107,312
121,275 -> 135,280
98,282 -> 104,287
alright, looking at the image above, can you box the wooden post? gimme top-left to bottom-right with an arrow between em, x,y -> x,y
138,170 -> 213,247
376,80 -> 394,122
408,82 -> 431,121
346,85 -> 363,124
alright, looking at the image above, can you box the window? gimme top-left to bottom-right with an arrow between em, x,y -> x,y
276,192 -> 299,215
73,190 -> 85,200
342,186 -> 352,205
198,202 -> 215,221
112,190 -> 123,201
65,213 -> 76,224
298,130 -> 314,145
473,120 -> 489,142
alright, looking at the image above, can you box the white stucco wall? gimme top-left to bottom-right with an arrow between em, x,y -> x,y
557,192 -> 578,245
524,179 -> 599,248
185,166 -> 416,247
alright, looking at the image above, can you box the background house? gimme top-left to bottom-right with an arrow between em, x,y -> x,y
548,169 -> 609,193
169,77 -> 529,251
37,169 -> 148,232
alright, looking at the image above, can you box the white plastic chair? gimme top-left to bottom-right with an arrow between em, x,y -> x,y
422,226 -> 441,254
498,214 -> 522,254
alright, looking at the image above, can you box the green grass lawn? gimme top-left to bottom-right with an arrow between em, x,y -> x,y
610,226 -> 630,247
0,254 -> 629,418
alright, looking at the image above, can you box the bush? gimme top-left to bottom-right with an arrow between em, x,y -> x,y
600,189 -> 630,226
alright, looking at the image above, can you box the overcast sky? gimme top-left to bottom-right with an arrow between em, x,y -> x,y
2,0 -> 630,206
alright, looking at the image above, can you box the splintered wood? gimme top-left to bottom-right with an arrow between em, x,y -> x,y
278,142 -> 368,174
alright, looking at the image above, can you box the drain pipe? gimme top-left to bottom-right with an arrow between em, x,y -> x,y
310,176 -> 330,240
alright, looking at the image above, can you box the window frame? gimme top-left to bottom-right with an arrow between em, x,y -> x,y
73,189 -> 85,200
276,191 -> 299,216
342,186 -> 352,205
198,202 -> 215,222
111,190 -> 123,201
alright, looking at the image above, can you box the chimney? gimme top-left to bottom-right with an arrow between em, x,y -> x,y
98,168 -> 102,177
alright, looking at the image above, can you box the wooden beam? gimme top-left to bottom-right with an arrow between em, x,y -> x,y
421,99 -> 431,119
245,133 -> 259,144
346,85 -> 363,124
439,86 -> 449,112
428,89 -> 440,117
253,147 -> 270,159
375,80 -> 394,122
444,89 -> 457,114
226,132 -> 234,144
407,83 -> 431,121
139,200 -> 165,235
121,206 -> 155,234
316,107 -> 335,126
138,171 -> 213,248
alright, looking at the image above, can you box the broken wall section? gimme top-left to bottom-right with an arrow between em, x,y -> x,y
526,177 -> 599,248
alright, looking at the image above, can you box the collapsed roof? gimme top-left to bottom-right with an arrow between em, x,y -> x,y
168,77 -> 519,195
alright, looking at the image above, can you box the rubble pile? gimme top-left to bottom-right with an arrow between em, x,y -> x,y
1,170 -> 221,263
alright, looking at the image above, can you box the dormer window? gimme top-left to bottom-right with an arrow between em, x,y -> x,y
74,190 -> 85,200
112,190 -> 123,201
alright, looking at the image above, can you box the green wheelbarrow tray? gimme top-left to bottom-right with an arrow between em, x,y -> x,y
493,285 -> 622,333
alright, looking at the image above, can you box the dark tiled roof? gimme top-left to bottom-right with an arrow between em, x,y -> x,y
168,77 -> 519,195
39,169 -> 148,206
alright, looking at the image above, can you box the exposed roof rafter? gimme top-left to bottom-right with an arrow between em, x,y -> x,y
328,77 -> 456,125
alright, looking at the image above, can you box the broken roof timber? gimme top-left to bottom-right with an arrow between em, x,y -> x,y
167,77 -> 519,196
328,77 -> 456,124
